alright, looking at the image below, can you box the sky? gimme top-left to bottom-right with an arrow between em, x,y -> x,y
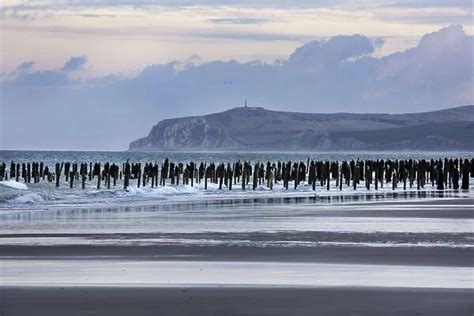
0,0 -> 473,150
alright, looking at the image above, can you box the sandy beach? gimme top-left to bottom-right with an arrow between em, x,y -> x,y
2,1 -> 473,312
1,243 -> 473,267
1,196 -> 473,315
2,286 -> 473,316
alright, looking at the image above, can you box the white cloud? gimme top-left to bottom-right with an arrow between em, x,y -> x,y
1,25 -> 472,150
1,0 -> 472,77
61,55 -> 88,72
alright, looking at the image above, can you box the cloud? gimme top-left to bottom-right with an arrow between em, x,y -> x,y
382,0 -> 473,9
207,18 -> 270,25
376,25 -> 472,80
288,34 -> 375,68
15,61 -> 35,71
373,25 -> 473,103
3,0 -> 471,10
1,25 -> 472,150
1,23 -> 306,43
61,55 -> 87,72
3,56 -> 88,87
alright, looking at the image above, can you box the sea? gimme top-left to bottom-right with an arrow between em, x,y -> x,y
1,150 -> 473,289
1,150 -> 473,208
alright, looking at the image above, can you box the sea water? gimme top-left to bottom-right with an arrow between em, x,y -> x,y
1,150 -> 473,289
1,150 -> 473,208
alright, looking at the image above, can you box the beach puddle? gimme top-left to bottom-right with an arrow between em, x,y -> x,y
2,260 -> 473,289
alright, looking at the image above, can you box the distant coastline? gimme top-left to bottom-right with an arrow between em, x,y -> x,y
129,105 -> 474,152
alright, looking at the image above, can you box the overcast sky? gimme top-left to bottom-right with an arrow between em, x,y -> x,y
0,0 -> 473,150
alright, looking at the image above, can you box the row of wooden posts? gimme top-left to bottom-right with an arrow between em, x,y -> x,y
0,158 -> 472,191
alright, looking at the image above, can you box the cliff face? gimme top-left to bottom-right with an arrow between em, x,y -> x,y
129,105 -> 474,151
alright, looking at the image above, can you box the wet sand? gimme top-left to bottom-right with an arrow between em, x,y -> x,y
1,198 -> 472,315
1,244 -> 473,267
1,286 -> 473,316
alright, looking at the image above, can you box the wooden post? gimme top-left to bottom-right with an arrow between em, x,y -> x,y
461,159 -> 470,190
55,163 -> 61,188
453,166 -> 460,190
339,168 -> 343,191
113,165 -> 118,187
27,163 -> 31,183
392,171 -> 396,191
353,165 -> 359,190
294,164 -> 298,190
269,167 -> 273,190
229,165 -> 233,191
97,171 -> 101,189
219,168 -> 223,190
436,163 -> 444,190
64,163 -> 68,183
374,166 -> 378,191
124,161 -> 130,191
190,163 -> 194,187
326,163 -> 330,191
69,171 -> 74,188
253,163 -> 258,190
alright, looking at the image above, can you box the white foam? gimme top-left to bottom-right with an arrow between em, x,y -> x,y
0,180 -> 27,190
8,193 -> 44,204
1,177 -> 473,210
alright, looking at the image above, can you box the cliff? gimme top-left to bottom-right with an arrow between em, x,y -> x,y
129,105 -> 474,151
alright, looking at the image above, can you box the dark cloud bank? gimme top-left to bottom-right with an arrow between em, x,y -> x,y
1,25 -> 473,150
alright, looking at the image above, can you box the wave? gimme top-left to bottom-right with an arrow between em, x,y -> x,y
0,181 -> 28,190
1,178 -> 473,209
7,193 -> 45,204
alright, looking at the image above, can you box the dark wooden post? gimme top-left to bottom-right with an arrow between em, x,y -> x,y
176,166 -> 180,186
253,163 -> 258,190
461,159 -> 470,190
452,166 -> 460,190
353,165 -> 359,190
294,164 -> 298,190
55,163 -> 62,188
416,161 -> 421,190
27,163 -> 31,183
69,171 -> 74,188
97,167 -> 101,189
339,166 -> 343,191
326,162 -> 330,191
137,168 -> 141,188
269,167 -> 273,190
374,162 -> 378,191
436,161 -> 444,190
229,164 -> 233,191
392,171 -> 397,190
124,160 -> 130,191
190,162 -> 194,187
82,173 -> 86,189
218,165 -> 223,190
204,166 -> 208,190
